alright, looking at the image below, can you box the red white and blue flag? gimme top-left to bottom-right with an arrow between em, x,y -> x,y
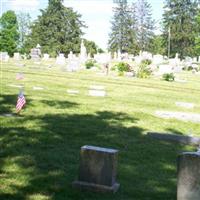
16,91 -> 26,112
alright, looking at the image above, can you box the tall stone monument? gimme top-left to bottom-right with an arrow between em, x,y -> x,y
80,40 -> 87,63
30,44 -> 41,61
73,145 -> 120,193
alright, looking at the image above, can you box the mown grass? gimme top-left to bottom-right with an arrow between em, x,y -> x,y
1,59 -> 200,200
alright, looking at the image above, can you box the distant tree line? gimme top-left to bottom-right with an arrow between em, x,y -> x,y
0,0 -> 103,57
0,0 -> 200,58
108,0 -> 200,58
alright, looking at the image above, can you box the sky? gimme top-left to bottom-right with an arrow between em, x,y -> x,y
1,0 -> 164,50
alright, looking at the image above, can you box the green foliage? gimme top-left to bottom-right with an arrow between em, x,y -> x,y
108,0 -> 138,54
28,0 -> 85,56
149,35 -> 165,55
135,0 -> 155,51
17,12 -> 31,54
115,62 -> 131,72
85,59 -> 96,69
137,63 -> 152,78
162,0 -> 198,58
0,10 -> 19,56
141,59 -> 152,65
162,73 -> 175,82
84,40 -> 98,57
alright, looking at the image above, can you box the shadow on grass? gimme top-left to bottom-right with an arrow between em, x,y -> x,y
0,94 -> 32,115
40,99 -> 79,109
0,110 -> 191,200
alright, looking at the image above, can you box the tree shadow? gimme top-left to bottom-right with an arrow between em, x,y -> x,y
0,110 -> 192,200
0,94 -> 32,115
40,99 -> 79,109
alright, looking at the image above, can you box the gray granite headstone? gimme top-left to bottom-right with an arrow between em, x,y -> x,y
177,152 -> 200,200
72,145 -> 120,193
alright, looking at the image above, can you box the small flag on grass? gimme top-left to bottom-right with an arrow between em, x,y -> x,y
16,91 -> 26,113
16,73 -> 24,80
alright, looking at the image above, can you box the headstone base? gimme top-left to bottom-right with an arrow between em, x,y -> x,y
72,181 -> 120,193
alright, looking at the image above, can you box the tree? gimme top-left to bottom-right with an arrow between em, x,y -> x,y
135,0 -> 155,51
0,10 -> 19,56
108,0 -> 138,54
148,35 -> 165,55
28,0 -> 86,57
17,12 -> 31,54
194,9 -> 200,55
162,0 -> 198,58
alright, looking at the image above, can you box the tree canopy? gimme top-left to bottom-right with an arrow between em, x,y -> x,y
0,10 -> 19,56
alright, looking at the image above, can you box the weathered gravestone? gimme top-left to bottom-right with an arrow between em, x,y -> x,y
177,151 -> 200,200
14,52 -> 21,60
73,145 -> 120,193
30,48 -> 41,61
56,53 -> 66,65
0,52 -> 9,61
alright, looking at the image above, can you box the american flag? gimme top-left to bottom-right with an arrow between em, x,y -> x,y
16,91 -> 26,112
16,73 -> 24,80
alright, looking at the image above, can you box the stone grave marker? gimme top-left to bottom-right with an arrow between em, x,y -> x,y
30,48 -> 41,61
56,53 -> 66,65
0,52 -> 9,62
67,58 -> 80,71
33,86 -> 44,91
155,111 -> 200,123
73,145 -> 120,193
67,89 -> 79,95
42,53 -> 49,61
175,102 -> 194,109
177,151 -> 200,200
14,53 -> 21,60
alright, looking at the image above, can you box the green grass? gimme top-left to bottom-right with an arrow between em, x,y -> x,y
1,59 -> 200,200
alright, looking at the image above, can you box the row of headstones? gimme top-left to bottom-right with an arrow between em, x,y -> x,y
73,144 -> 200,199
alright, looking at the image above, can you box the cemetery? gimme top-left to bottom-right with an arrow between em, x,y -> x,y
1,0 -> 200,200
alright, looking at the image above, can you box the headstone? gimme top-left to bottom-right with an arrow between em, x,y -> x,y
175,102 -> 194,109
155,111 -> 200,123
80,39 -> 87,63
157,65 -> 173,75
30,47 -> 41,61
72,145 -> 120,193
0,52 -> 9,61
42,53 -> 49,61
33,86 -> 44,90
177,152 -> 200,200
67,58 -> 80,71
67,89 -> 79,95
89,90 -> 106,97
68,51 -> 74,60
152,54 -> 164,65
56,53 -> 66,65
14,53 -> 21,60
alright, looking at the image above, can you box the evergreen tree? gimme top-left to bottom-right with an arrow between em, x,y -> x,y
17,12 -> 31,54
148,35 -> 165,55
28,0 -> 85,56
0,10 -> 19,56
162,0 -> 198,58
108,0 -> 138,54
135,0 -> 155,51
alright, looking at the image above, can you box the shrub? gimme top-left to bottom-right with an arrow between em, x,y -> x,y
141,59 -> 152,65
137,63 -> 152,78
85,59 -> 96,69
162,73 -> 175,81
115,62 -> 131,72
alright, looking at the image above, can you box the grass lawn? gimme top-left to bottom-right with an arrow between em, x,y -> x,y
1,59 -> 200,200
